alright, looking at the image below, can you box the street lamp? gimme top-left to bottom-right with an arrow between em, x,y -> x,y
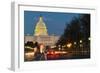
88,37 -> 90,40
80,40 -> 82,43
67,43 -> 72,48
58,45 -> 61,50
74,42 -> 76,45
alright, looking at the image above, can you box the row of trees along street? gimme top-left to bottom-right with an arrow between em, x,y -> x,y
56,14 -> 90,58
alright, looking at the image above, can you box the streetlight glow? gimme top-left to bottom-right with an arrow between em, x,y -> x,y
88,37 -> 90,40
67,43 -> 72,48
74,42 -> 76,45
80,40 -> 82,43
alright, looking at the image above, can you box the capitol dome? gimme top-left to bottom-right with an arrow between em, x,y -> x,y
34,16 -> 48,36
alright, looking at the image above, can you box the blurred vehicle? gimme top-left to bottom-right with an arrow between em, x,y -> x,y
47,49 -> 68,60
25,52 -> 35,61
24,46 -> 35,61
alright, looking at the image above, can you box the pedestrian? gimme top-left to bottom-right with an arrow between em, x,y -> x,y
34,43 -> 47,61
39,44 -> 47,60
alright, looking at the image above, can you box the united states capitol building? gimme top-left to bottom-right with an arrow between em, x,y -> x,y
25,16 -> 60,46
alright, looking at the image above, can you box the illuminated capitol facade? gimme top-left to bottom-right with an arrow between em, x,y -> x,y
25,16 -> 60,46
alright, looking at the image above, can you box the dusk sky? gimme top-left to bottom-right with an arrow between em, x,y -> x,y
24,11 -> 81,36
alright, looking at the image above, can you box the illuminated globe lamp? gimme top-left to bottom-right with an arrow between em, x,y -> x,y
67,43 -> 72,48
88,37 -> 90,40
74,42 -> 76,45
79,40 -> 83,48
80,40 -> 82,43
58,45 -> 61,50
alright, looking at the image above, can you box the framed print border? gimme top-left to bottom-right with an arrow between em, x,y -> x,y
11,2 -> 96,71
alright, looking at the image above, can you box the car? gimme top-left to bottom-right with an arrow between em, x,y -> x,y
47,49 -> 68,60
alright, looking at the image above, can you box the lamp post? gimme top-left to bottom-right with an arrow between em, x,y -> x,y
80,40 -> 83,56
74,42 -> 76,45
58,45 -> 61,50
80,40 -> 82,43
67,43 -> 72,48
88,37 -> 90,40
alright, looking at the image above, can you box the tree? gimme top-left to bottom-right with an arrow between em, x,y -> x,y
56,14 -> 90,53
79,14 -> 90,51
80,14 -> 90,40
25,41 -> 34,48
57,17 -> 82,47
